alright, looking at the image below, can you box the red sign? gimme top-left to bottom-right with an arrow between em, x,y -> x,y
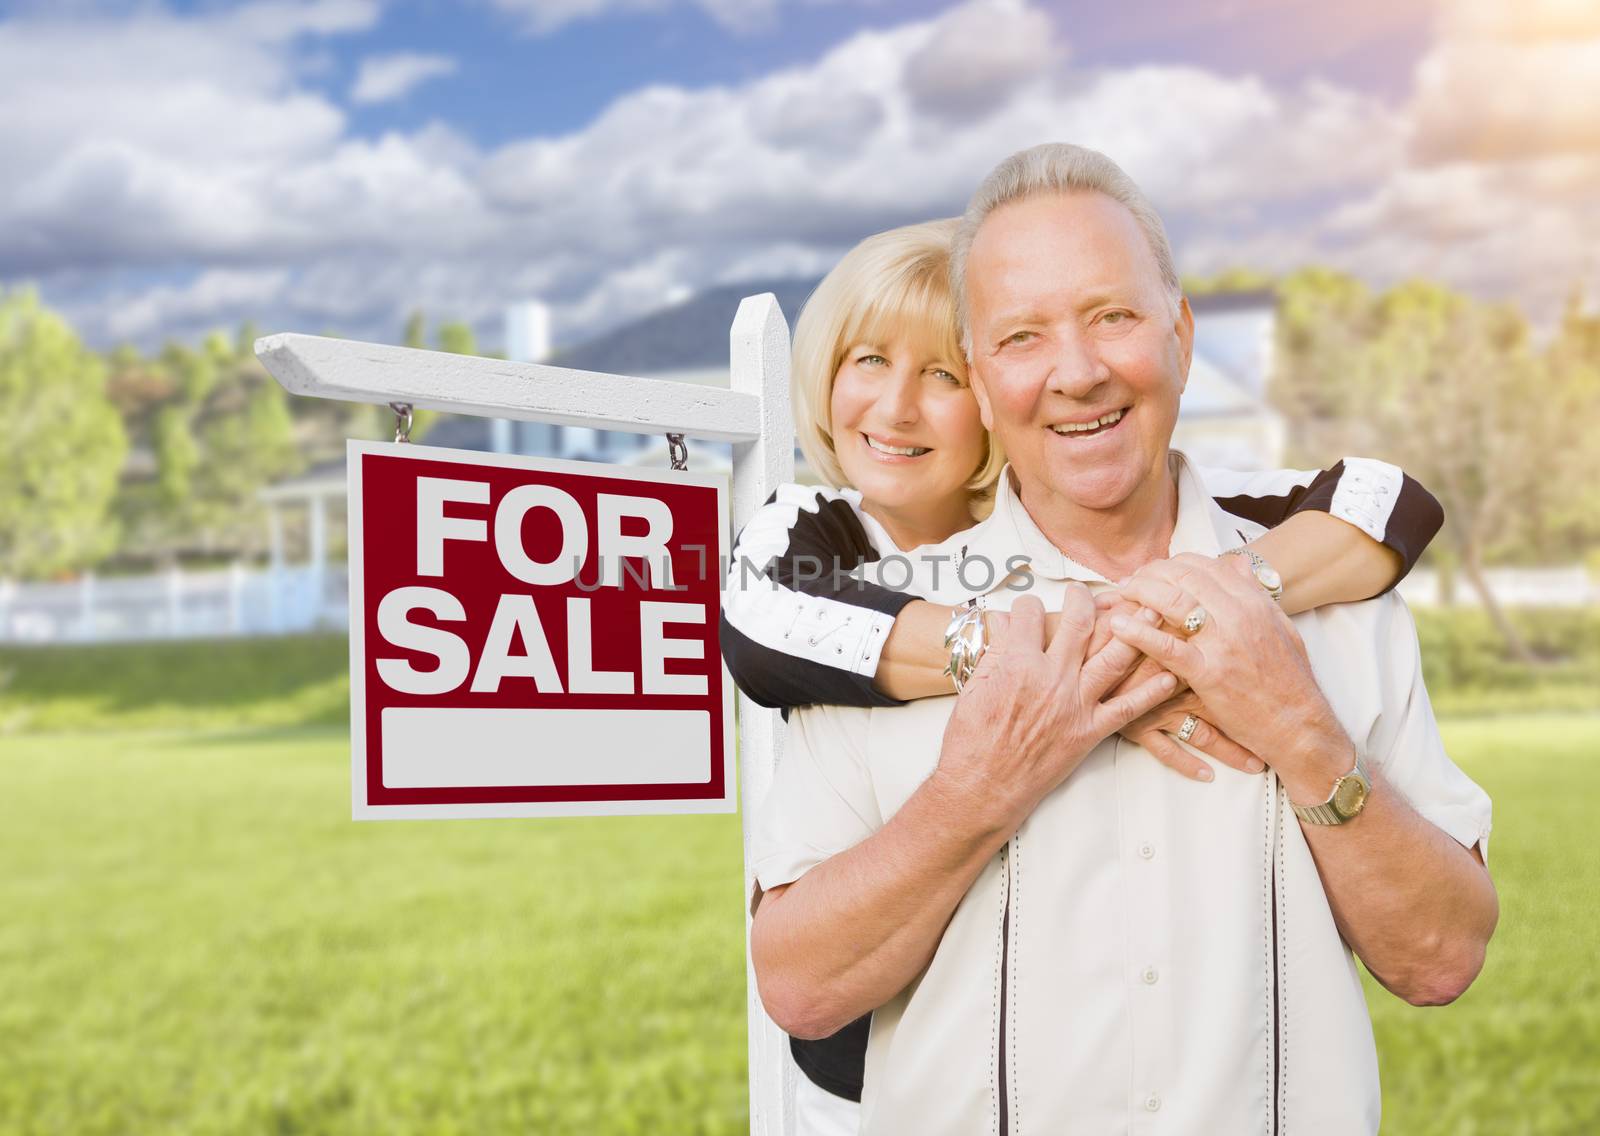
347,440 -> 733,819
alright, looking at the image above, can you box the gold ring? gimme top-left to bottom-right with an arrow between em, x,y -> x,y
1183,606 -> 1208,634
1176,714 -> 1200,743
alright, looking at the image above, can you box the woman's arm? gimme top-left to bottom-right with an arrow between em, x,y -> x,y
1249,511 -> 1400,611
871,458 -> 1444,701
1205,457 -> 1443,608
720,484 -> 916,709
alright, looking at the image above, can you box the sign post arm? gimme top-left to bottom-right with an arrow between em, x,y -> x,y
729,293 -> 796,1136
256,333 -> 762,443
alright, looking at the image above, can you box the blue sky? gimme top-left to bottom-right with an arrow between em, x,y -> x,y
311,0 -> 1436,145
0,0 -> 1595,351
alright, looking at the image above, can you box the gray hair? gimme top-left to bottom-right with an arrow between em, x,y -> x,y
951,143 -> 1181,354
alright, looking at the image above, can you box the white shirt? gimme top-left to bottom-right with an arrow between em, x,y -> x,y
752,454 -> 1492,1136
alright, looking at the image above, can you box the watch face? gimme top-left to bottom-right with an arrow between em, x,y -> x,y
1334,774 -> 1368,816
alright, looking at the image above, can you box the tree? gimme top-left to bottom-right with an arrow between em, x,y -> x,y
0,288 -> 128,579
110,329 -> 304,565
1535,290 -> 1600,559
1182,267 -> 1277,296
1273,270 -> 1600,661
403,310 -> 426,350
436,321 -> 477,356
234,320 -> 260,362
153,405 -> 200,507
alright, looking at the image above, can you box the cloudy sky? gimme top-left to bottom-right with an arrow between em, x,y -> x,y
2,0 -> 1596,351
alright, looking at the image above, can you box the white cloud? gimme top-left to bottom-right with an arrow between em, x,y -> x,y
350,52 -> 457,105
5,0 -> 1595,352
484,0 -> 781,37
902,0 -> 1058,122
1410,31 -> 1600,164
1270,0 -> 1600,314
103,268 -> 293,341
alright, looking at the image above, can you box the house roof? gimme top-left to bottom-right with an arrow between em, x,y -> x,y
1187,289 -> 1276,315
547,278 -> 821,375
423,279 -> 820,452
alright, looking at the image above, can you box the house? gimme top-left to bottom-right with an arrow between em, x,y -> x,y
1173,289 -> 1284,470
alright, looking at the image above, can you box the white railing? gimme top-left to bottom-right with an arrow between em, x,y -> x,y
1396,566 -> 1598,609
0,565 -> 347,644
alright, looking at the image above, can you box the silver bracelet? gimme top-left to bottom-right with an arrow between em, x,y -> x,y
942,599 -> 989,693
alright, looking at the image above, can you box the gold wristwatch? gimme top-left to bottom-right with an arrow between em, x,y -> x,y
1223,545 -> 1284,602
1291,754 -> 1372,826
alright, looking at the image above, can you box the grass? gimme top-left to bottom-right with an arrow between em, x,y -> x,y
5,609 -> 1597,737
0,727 -> 749,1134
1,641 -> 1597,1131
1364,715 -> 1600,1135
0,635 -> 349,735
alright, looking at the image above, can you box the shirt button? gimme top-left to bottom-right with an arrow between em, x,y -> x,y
1142,966 -> 1160,985
1145,1094 -> 1162,1112
1138,842 -> 1155,860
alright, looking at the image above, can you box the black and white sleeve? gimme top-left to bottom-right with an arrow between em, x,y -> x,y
720,484 -> 918,710
1202,457 -> 1444,586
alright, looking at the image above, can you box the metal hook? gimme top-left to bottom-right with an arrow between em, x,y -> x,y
390,402 -> 413,444
666,433 -> 688,471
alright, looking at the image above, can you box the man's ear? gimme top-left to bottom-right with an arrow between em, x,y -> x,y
1175,294 -> 1195,394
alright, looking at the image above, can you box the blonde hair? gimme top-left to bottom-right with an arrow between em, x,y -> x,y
951,143 -> 1181,354
792,218 -> 1006,509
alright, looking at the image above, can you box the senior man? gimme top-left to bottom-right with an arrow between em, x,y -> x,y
749,143 -> 1497,1135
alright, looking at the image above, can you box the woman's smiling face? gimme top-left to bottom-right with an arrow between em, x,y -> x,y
829,329 -> 988,548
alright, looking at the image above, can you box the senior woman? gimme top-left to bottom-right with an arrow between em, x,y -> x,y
719,217 -> 1444,1133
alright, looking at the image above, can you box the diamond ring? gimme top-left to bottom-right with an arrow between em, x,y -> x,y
1183,606 -> 1208,635
1176,714 -> 1200,743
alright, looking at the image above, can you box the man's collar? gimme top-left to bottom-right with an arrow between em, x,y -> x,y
918,451 -> 1237,604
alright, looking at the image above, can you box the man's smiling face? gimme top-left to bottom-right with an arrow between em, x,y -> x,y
964,190 -> 1193,515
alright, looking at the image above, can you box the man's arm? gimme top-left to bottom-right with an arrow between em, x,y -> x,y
751,591 -> 1178,1038
752,771 -> 1009,1039
1111,563 -> 1497,1006
1281,736 -> 1495,1005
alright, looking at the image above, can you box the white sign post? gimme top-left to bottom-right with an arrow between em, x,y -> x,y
256,293 -> 799,1133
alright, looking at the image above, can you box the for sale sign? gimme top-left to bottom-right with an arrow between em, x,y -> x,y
347,439 -> 734,820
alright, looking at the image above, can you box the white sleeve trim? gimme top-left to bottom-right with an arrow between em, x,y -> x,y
723,483 -> 900,678
1329,458 -> 1403,544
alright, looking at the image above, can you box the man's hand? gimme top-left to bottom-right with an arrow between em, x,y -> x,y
933,588 -> 1178,835
1093,586 -> 1264,784
1105,556 -> 1352,801
1121,689 -> 1266,783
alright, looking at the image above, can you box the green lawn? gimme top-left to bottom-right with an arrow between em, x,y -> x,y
2,715 -> 1597,1134
1363,715 -> 1600,1135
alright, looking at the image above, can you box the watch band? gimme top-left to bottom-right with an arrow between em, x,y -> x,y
1223,545 -> 1284,602
1291,755 -> 1371,826
1295,800 -> 1348,826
